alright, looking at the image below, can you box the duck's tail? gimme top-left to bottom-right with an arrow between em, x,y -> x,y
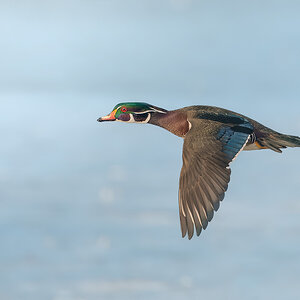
258,132 -> 300,153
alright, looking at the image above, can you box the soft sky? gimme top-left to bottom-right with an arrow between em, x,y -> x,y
0,1 -> 300,300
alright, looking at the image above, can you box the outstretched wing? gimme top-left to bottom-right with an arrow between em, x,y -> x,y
179,118 -> 253,239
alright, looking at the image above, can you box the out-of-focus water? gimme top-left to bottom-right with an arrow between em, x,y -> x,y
1,1 -> 300,300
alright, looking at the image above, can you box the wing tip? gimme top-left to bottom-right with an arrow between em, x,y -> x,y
181,224 -> 203,239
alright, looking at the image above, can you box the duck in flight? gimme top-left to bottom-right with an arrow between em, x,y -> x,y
98,103 -> 300,239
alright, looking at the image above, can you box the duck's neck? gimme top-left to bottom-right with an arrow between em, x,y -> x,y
149,110 -> 189,138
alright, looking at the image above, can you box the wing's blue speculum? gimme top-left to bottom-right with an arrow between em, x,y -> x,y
217,122 -> 253,161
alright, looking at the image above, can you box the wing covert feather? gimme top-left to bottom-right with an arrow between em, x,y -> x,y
179,118 -> 253,239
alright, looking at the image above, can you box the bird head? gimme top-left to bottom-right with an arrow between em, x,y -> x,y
97,102 -> 167,124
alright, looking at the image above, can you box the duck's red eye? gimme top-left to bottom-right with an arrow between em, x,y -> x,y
121,107 -> 127,112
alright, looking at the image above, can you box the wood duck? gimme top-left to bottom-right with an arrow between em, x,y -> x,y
98,103 -> 300,239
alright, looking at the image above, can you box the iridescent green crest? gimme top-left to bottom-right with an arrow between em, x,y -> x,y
113,102 -> 152,118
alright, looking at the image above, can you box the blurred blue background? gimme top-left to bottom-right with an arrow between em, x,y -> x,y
1,1 -> 300,299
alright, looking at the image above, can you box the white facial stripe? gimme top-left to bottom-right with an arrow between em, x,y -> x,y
133,110 -> 154,114
134,108 -> 166,115
139,113 -> 151,123
128,113 -> 135,123
149,107 -> 167,114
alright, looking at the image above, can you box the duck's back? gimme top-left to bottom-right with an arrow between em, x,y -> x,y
181,105 -> 300,152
